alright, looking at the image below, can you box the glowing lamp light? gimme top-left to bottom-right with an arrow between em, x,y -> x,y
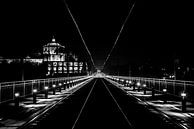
129,81 -> 132,84
181,92 -> 187,98
143,84 -> 146,87
64,82 -> 66,84
15,93 -> 20,97
163,89 -> 167,92
59,83 -> 62,86
136,82 -> 141,86
33,89 -> 38,93
126,80 -> 129,83
44,86 -> 49,90
52,84 -> 56,88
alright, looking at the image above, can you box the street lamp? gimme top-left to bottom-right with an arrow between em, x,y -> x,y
163,88 -> 167,103
44,86 -> 49,99
33,89 -> 38,104
143,84 -> 147,94
52,84 -> 56,95
136,82 -> 141,92
181,92 -> 187,112
14,92 -> 20,107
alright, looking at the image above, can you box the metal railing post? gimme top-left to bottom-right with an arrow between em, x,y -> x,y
13,83 -> 15,101
0,83 -> 1,103
173,80 -> 175,95
23,81 -> 26,96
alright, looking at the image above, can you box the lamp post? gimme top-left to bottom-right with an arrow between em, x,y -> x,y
52,84 -> 56,95
181,92 -> 187,112
137,82 -> 141,92
14,92 -> 20,107
163,88 -> 167,104
44,86 -> 49,99
58,83 -> 62,92
33,89 -> 38,104
143,84 -> 147,94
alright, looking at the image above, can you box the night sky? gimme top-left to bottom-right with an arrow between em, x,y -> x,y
0,0 -> 193,71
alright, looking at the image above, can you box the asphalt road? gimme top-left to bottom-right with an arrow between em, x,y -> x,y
23,78 -> 183,129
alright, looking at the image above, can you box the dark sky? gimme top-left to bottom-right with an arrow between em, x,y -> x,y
0,0 -> 193,70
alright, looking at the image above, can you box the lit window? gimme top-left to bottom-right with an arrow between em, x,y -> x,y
69,62 -> 73,66
63,67 -> 67,71
64,62 -> 67,66
48,67 -> 51,71
53,62 -> 57,66
74,62 -> 78,66
74,67 -> 78,70
69,67 -> 73,70
58,62 -> 62,66
79,62 -> 83,66
58,67 -> 62,71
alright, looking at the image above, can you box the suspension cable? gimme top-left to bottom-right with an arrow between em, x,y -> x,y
102,2 -> 135,71
64,0 -> 96,69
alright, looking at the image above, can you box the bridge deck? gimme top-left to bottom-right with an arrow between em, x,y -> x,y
23,78 -> 183,129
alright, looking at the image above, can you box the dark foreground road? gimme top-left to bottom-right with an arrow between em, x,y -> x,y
22,78 -> 183,129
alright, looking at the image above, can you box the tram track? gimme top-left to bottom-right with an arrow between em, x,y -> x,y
18,77 -> 95,129
19,78 -> 186,129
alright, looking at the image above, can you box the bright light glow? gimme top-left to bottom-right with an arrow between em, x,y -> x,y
44,86 -> 49,90
15,93 -> 20,97
129,81 -> 132,84
33,89 -> 38,93
143,84 -> 146,87
181,92 -> 186,97
136,82 -> 141,86
163,89 -> 167,92
59,83 -> 62,86
52,84 -> 56,88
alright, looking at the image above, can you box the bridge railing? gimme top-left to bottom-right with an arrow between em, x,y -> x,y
0,75 -> 92,104
106,75 -> 194,102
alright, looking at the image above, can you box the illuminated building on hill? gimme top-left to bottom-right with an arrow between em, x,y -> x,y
43,37 -> 88,76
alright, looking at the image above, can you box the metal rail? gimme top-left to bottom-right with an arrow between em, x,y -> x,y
0,75 -> 92,104
106,75 -> 194,101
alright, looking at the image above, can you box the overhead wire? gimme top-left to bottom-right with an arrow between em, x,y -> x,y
63,0 -> 96,69
102,2 -> 135,71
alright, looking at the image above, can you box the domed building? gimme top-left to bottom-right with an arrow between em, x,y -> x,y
43,37 -> 88,76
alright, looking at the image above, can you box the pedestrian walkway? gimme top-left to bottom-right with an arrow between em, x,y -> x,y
121,86 -> 194,129
0,80 -> 90,129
